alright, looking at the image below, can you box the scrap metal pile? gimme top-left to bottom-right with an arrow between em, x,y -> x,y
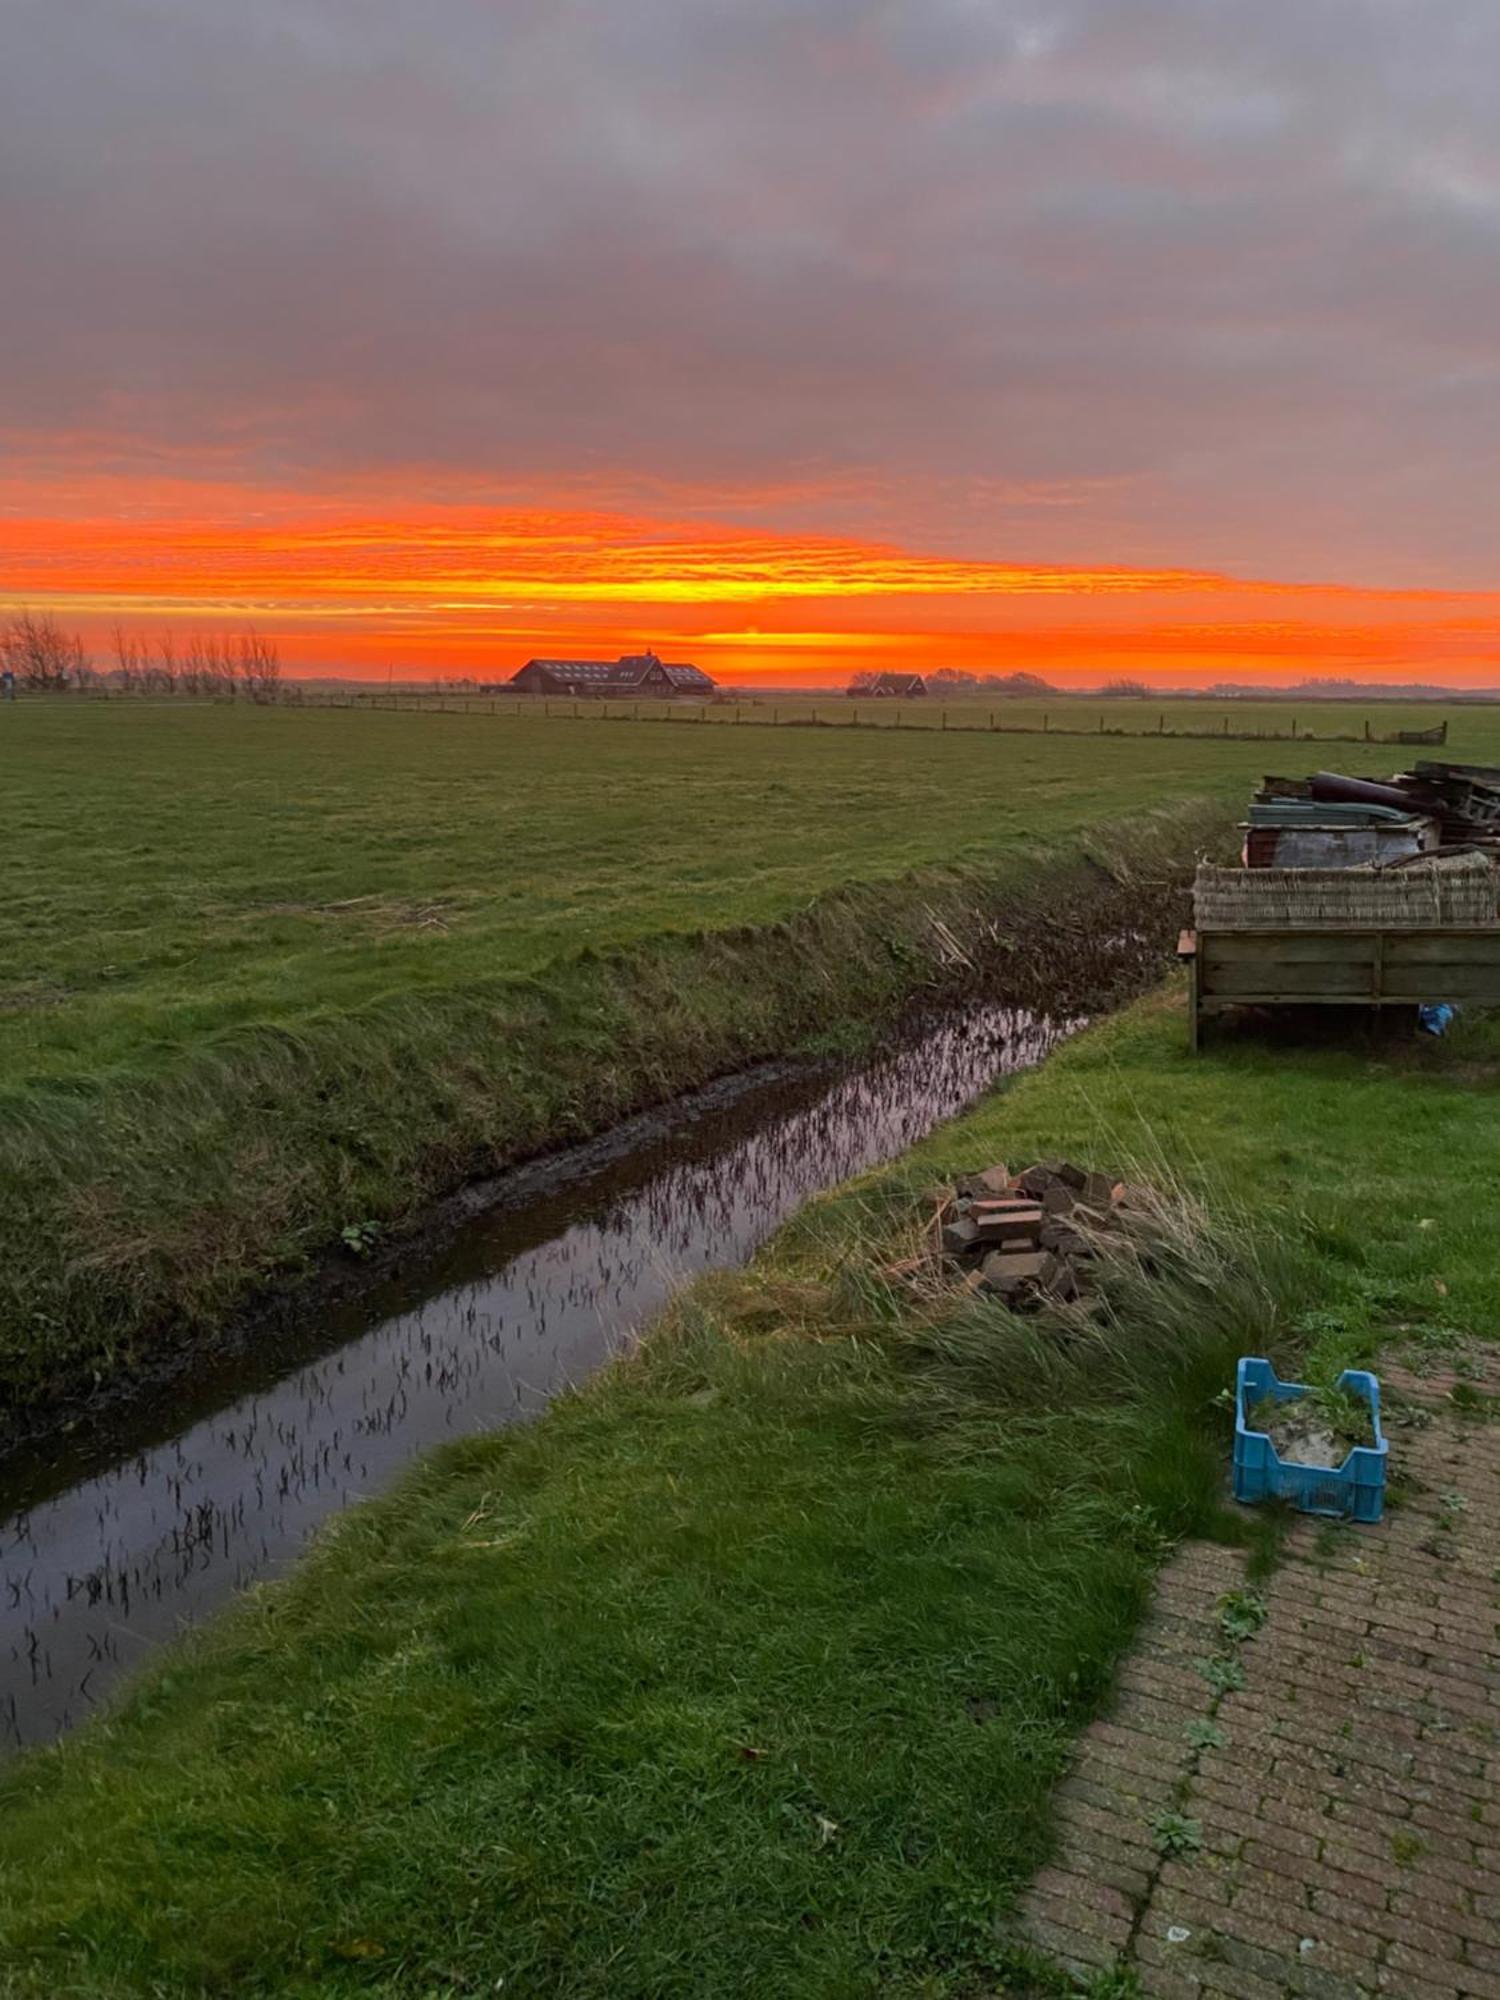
1198,759 -> 1500,931
889,1160 -> 1152,1311
1247,762 -> 1500,868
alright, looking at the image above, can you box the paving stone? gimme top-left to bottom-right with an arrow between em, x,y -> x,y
1285,1973 -> 1370,2000
1028,1896 -> 1134,1960
1015,1909 -> 1115,1981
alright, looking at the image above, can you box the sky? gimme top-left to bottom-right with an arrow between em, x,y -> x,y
4,0 -> 1500,687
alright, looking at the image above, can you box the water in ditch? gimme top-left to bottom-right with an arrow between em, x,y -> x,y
1,1000 -> 1079,1751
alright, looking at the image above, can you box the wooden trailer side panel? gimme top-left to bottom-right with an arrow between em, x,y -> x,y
1189,926 -> 1500,1043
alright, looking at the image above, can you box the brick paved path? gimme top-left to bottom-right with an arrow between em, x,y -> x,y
1016,1363 -> 1500,1997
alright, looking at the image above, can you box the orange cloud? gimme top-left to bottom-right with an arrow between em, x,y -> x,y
3,471 -> 1498,687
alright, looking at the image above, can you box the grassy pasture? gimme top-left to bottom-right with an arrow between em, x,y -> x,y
3,988 -> 1495,1997
2,698 -> 1498,1420
6,699 -> 1495,1088
343,685 -> 1478,744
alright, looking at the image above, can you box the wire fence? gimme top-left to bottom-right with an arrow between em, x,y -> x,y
3,684 -> 1453,747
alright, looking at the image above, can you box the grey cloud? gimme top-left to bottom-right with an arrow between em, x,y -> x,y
3,0 -> 1499,583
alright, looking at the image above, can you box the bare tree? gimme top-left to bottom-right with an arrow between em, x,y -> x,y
10,617 -> 287,703
236,628 -> 281,702
184,633 -> 238,699
154,632 -> 179,695
3,611 -> 90,690
177,633 -> 206,697
112,623 -> 152,692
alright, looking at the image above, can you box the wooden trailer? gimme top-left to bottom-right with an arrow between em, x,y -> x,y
1178,926 -> 1500,1050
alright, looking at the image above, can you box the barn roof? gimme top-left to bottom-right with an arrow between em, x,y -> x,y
525,659 -> 623,681
512,654 -> 715,690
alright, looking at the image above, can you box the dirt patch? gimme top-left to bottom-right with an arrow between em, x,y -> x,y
0,983 -> 73,1014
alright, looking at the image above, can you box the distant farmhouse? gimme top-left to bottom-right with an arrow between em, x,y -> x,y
506,651 -> 715,698
847,671 -> 927,699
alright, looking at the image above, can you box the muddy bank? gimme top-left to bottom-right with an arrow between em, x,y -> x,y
0,1058 -> 812,1464
0,803 -> 1219,1441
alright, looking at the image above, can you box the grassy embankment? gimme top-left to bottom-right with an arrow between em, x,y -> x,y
0,698 -> 1368,1425
2,987 -> 1496,1997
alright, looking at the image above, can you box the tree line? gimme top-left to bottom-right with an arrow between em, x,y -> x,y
1,612 -> 282,699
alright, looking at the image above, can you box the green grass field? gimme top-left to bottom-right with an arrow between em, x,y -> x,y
4,987 -> 1495,1997
4,696 -> 1498,1421
345,686 -> 1483,746
0,706 -> 1226,1415
9,699 -> 1470,1085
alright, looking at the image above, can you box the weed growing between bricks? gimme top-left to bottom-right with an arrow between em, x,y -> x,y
1111,1588 -> 1273,1958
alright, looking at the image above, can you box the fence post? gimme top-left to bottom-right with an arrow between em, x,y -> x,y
1158,712 -> 1165,734
1043,712 -> 1049,733
1291,717 -> 1297,738
1364,718 -> 1371,741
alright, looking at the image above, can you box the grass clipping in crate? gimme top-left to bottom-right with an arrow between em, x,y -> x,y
1193,850 -> 1498,929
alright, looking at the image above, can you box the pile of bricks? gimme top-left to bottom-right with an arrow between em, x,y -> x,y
920,1160 -> 1149,1309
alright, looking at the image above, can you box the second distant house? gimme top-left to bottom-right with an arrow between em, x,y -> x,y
849,672 -> 927,698
507,652 -> 715,698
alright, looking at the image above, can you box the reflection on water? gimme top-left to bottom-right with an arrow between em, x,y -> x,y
1,1002 -> 1072,1749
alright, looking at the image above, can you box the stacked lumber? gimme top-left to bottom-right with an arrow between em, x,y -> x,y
1405,762 -> 1500,842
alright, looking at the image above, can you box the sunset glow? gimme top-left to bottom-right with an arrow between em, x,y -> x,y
6,472 -> 1500,688
5,4 -> 1500,687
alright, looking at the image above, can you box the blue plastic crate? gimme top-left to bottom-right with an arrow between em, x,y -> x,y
1233,1357 -> 1387,1523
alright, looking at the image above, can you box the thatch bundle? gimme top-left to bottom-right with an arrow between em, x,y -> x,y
1194,852 -> 1497,930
